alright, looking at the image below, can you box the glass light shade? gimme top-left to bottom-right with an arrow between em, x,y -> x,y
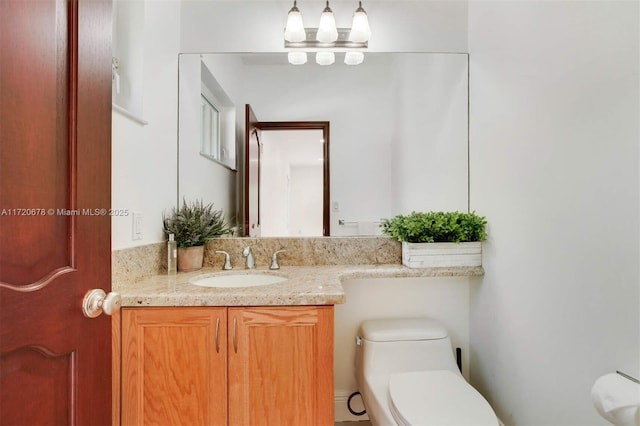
315,51 -> 335,66
344,51 -> 364,65
316,2 -> 338,42
288,51 -> 308,65
284,3 -> 306,42
349,3 -> 371,42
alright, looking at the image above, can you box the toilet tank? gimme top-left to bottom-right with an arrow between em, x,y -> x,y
355,318 -> 461,381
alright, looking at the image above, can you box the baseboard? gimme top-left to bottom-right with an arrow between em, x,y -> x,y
334,389 -> 369,422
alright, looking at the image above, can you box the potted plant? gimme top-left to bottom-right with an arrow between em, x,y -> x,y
162,199 -> 232,272
381,211 -> 487,268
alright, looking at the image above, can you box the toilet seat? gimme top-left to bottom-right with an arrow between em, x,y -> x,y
389,370 -> 499,426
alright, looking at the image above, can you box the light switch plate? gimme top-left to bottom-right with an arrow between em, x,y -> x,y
132,212 -> 143,240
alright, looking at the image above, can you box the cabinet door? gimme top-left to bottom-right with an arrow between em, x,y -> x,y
121,307 -> 227,426
228,306 -> 334,426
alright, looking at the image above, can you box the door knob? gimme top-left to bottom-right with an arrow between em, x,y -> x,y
82,289 -> 122,318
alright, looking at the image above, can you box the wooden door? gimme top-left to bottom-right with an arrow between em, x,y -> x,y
250,122 -> 331,237
121,308 -> 228,426
228,306 -> 335,426
0,0 -> 113,424
244,104 -> 262,237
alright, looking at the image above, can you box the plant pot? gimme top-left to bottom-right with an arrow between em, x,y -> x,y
401,241 -> 482,268
177,245 -> 205,272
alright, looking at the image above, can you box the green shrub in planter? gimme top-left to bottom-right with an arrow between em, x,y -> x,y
162,199 -> 232,248
381,211 -> 487,243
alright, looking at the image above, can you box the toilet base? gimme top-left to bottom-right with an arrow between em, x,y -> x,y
360,374 -> 395,425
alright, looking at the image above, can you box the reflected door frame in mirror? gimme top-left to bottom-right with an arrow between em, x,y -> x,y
244,109 -> 330,237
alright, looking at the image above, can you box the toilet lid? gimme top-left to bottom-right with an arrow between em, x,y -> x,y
389,370 -> 499,426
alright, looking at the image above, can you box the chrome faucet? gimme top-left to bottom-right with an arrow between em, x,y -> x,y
269,250 -> 286,270
215,250 -> 233,270
242,246 -> 255,269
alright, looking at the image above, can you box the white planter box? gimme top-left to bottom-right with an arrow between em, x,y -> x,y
401,241 -> 482,268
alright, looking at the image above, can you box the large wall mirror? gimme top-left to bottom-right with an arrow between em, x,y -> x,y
178,53 -> 469,237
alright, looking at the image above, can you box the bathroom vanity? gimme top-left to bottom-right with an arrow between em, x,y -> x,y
113,263 -> 483,425
113,266 -> 348,425
120,305 -> 334,425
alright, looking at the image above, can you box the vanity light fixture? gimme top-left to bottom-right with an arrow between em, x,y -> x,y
348,1 -> 371,43
288,51 -> 308,65
344,51 -> 364,65
316,1 -> 338,43
284,0 -> 306,42
284,1 -> 370,66
316,51 -> 335,66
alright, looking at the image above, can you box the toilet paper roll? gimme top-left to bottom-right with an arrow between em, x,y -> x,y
591,373 -> 640,426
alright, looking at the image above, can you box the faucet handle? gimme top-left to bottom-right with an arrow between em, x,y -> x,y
270,250 -> 286,270
215,250 -> 233,270
242,246 -> 255,269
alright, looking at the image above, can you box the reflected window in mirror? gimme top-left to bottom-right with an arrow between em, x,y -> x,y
200,94 -> 221,160
196,59 -> 237,170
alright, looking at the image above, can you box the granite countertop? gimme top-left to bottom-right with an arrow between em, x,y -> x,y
115,264 -> 484,307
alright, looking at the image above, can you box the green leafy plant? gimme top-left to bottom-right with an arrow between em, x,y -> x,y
381,211 -> 487,243
162,199 -> 232,248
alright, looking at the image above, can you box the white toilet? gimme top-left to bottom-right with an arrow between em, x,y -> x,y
355,317 -> 499,425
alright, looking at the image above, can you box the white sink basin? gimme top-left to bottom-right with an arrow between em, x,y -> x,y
190,272 -> 288,288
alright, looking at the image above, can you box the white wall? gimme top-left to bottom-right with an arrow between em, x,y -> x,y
112,0 -> 181,249
468,1 -> 640,424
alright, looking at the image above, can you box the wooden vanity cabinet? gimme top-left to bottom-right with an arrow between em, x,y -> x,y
120,306 -> 334,426
228,306 -> 334,425
121,307 -> 227,425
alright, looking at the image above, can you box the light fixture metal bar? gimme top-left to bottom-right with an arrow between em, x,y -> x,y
284,28 -> 367,49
